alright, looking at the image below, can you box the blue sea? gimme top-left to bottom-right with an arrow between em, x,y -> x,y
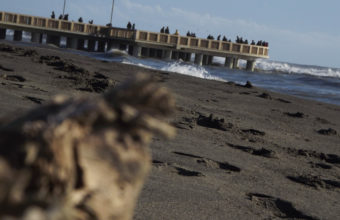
5,31 -> 340,106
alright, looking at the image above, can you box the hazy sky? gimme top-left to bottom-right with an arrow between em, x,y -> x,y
2,0 -> 340,68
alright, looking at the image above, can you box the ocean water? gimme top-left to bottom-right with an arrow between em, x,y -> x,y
94,50 -> 340,106
4,30 -> 340,106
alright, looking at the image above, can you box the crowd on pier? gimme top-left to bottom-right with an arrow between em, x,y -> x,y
50,10 -> 268,47
158,26 -> 269,47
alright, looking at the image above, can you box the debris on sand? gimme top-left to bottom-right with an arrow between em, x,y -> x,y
0,74 -> 175,220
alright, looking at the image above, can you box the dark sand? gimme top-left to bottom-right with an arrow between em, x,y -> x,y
0,41 -> 339,220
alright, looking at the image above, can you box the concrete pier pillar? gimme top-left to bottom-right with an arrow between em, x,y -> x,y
46,35 -> 60,47
224,57 -> 233,69
202,55 -> 208,65
97,41 -> 106,52
13,30 -> 23,41
207,56 -> 213,65
246,60 -> 256,72
77,39 -> 85,50
233,58 -> 239,69
133,46 -> 142,57
31,32 -> 42,43
0,28 -> 6,39
162,50 -> 172,60
66,37 -> 78,49
88,39 -> 96,52
194,53 -> 203,66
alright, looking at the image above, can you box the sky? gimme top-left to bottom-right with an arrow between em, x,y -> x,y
2,0 -> 340,68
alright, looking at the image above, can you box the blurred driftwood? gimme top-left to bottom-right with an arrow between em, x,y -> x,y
0,74 -> 175,220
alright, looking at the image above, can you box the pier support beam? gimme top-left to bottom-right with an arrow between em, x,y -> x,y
202,55 -> 208,65
31,32 -> 42,43
77,39 -> 85,50
88,39 -> 96,52
46,35 -> 60,47
194,53 -> 203,66
224,57 -> 233,69
13,30 -> 23,41
208,56 -> 213,65
133,46 -> 142,57
246,60 -> 256,72
233,58 -> 239,69
0,28 -> 6,39
162,50 -> 172,60
66,37 -> 78,49
97,41 -> 106,52
185,53 -> 192,62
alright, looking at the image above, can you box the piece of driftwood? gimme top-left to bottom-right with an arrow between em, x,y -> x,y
0,74 -> 175,220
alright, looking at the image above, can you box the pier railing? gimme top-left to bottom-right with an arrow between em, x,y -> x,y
0,11 -> 269,58
135,30 -> 268,57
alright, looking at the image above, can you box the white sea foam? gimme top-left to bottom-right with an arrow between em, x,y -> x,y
255,59 -> 340,78
161,62 -> 225,81
214,57 -> 340,78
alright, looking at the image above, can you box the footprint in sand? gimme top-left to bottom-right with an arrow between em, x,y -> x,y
172,151 -> 241,173
227,143 -> 277,159
287,175 -> 340,190
247,193 -> 318,220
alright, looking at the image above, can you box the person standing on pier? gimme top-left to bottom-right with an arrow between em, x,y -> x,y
127,22 -> 132,30
78,17 -> 83,23
160,27 -> 165,33
165,26 -> 170,34
51,11 -> 55,19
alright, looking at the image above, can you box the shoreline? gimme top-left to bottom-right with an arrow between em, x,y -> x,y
1,41 -> 340,219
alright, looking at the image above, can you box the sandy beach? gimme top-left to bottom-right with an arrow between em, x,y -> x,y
0,41 -> 339,220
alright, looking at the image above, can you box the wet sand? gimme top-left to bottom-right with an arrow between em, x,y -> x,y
0,41 -> 339,220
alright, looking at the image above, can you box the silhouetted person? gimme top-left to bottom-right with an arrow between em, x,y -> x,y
63,14 -> 69,21
222,36 -> 227,41
187,31 -> 191,37
192,33 -> 196,37
78,17 -> 83,23
51,11 -> 55,19
89,20 -> 94,24
217,35 -> 221,41
160,27 -> 165,33
132,23 -> 135,30
251,40 -> 255,45
127,22 -> 132,30
244,39 -> 248,44
106,23 -> 112,27
165,26 -> 169,34
58,14 -> 63,20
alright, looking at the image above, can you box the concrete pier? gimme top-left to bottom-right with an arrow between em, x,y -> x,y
46,35 -> 60,47
66,37 -> 78,49
13,30 -> 22,41
233,58 -> 239,69
31,32 -> 42,43
88,39 -> 96,51
194,53 -> 203,66
246,60 -> 256,72
0,11 -> 269,73
162,50 -> 172,60
97,41 -> 106,52
77,39 -> 85,50
0,28 -> 6,39
224,57 -> 233,69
